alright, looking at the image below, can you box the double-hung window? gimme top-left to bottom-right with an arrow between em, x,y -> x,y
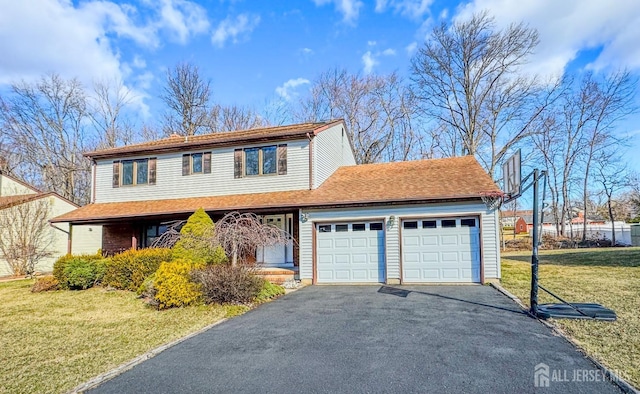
113,158 -> 155,187
182,152 -> 211,176
234,144 -> 287,178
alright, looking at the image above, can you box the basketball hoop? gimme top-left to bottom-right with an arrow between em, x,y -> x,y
479,191 -> 504,211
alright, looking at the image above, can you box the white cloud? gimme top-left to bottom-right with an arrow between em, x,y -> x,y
374,0 -> 434,20
302,47 -> 314,54
313,0 -> 364,24
368,40 -> 377,46
275,78 -> 310,101
0,0 -> 210,87
455,0 -> 640,76
156,0 -> 210,44
211,13 -> 261,47
362,51 -> 379,74
382,48 -> 396,56
405,41 -> 418,55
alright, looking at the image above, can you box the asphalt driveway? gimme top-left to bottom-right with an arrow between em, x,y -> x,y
90,285 -> 622,394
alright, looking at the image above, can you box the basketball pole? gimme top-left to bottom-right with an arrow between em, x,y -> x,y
530,169 -> 539,317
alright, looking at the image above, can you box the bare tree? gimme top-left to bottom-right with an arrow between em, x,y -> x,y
160,62 -> 212,136
577,71 -> 636,241
296,68 -> 419,163
410,11 -> 555,177
0,74 -> 92,204
209,103 -> 268,132
0,196 -> 54,276
89,79 -> 136,149
595,153 -> 630,246
213,212 -> 291,267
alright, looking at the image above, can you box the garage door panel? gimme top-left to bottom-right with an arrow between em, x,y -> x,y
441,235 -> 458,245
404,235 -> 419,246
402,217 -> 480,283
421,252 -> 439,262
421,235 -> 439,246
441,252 -> 459,262
316,222 -> 385,283
318,239 -> 333,249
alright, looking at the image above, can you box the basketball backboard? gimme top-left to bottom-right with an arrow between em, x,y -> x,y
502,149 -> 521,198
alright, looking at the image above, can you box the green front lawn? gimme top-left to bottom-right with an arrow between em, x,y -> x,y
0,280 -> 239,393
501,248 -> 640,388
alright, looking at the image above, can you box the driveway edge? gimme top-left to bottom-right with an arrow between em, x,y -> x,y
68,318 -> 229,394
490,282 -> 639,394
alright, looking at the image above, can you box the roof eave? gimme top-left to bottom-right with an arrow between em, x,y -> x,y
50,195 -> 484,224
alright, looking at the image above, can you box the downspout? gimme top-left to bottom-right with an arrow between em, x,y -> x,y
91,160 -> 97,204
50,222 -> 71,254
307,132 -> 313,190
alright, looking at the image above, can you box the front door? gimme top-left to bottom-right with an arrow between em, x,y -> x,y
258,215 -> 286,266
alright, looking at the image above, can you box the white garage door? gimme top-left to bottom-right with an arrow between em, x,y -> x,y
402,217 -> 480,283
316,222 -> 385,283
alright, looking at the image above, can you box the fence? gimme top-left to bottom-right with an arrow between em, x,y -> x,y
538,222 -> 633,246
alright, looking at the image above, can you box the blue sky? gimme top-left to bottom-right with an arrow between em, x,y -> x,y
1,0 -> 640,156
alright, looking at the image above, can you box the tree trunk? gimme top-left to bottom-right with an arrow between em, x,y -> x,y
608,197 -> 616,246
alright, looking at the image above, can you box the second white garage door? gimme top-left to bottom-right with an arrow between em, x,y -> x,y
402,217 -> 480,283
316,222 -> 385,283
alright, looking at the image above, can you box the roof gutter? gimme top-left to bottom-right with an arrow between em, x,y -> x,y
50,195 -> 483,225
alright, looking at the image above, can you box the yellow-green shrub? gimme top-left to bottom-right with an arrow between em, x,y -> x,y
255,280 -> 286,303
103,248 -> 172,291
172,208 -> 227,265
153,259 -> 204,309
53,252 -> 103,289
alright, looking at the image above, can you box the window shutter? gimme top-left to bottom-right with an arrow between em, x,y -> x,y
112,161 -> 120,188
234,149 -> 243,178
203,152 -> 211,174
182,154 -> 190,176
148,158 -> 157,185
277,144 -> 287,175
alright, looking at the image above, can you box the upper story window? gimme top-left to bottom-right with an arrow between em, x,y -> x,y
113,158 -> 156,188
235,144 -> 287,178
182,152 -> 211,176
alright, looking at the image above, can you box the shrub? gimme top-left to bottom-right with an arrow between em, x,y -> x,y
255,280 -> 286,303
31,275 -> 59,293
62,258 -> 107,290
192,265 -> 263,305
103,248 -> 172,291
172,208 -> 227,265
153,259 -> 204,309
53,252 -> 103,289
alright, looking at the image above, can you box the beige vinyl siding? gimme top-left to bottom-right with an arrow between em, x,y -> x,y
312,124 -> 356,188
0,174 -> 37,196
94,140 -> 310,203
298,202 -> 500,282
71,225 -> 103,255
0,196 -> 77,276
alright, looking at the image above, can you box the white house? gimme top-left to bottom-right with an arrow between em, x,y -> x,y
0,173 -> 100,276
52,120 -> 502,284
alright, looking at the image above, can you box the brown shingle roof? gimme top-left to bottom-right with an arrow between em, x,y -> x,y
85,120 -> 343,159
51,156 -> 500,224
0,194 -> 43,209
0,192 -> 78,210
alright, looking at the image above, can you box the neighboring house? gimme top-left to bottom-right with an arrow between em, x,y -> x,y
52,120 -> 502,284
571,211 -> 606,225
0,173 -> 100,276
513,217 -> 528,234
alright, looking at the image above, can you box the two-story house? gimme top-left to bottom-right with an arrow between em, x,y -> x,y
52,120 -> 502,284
